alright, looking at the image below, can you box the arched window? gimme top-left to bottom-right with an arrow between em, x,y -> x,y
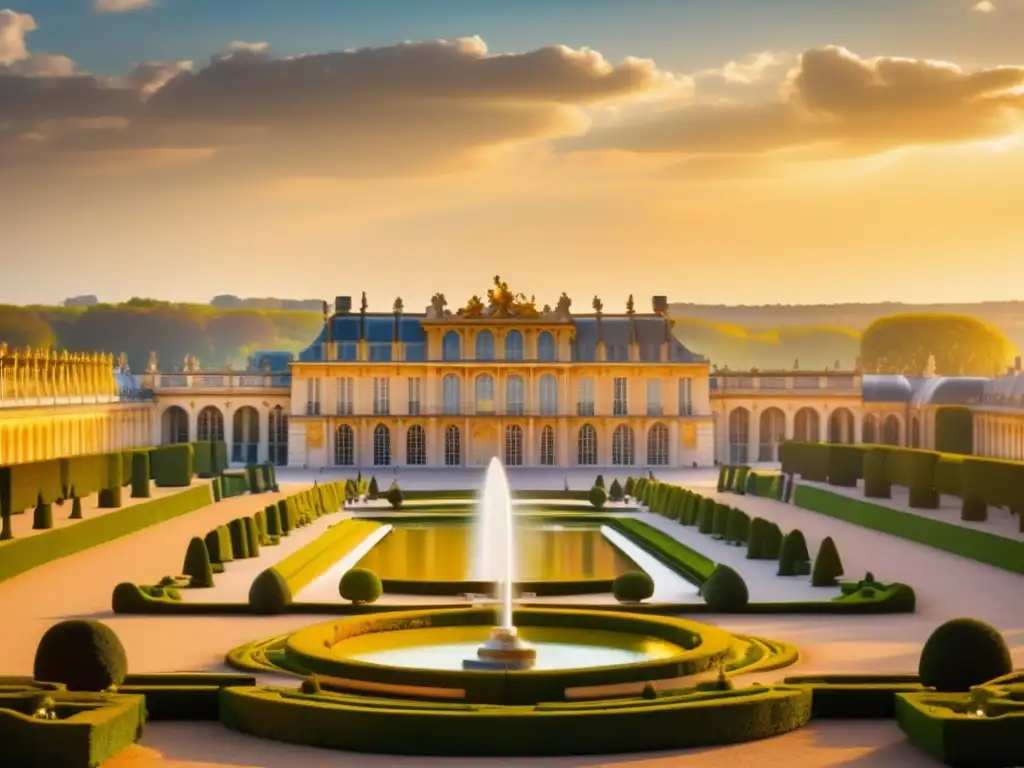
794,408 -> 820,443
862,414 -> 878,444
759,407 -> 786,462
577,424 -> 598,465
505,425 -> 524,466
882,415 -> 901,446
232,406 -> 260,464
269,406 -> 288,466
537,331 -> 556,361
197,406 -> 224,442
540,425 -> 556,466
728,408 -> 750,464
647,423 -> 669,466
539,374 -> 558,415
162,406 -> 189,445
373,423 -> 391,466
335,425 -> 354,466
443,374 -> 461,415
406,425 -> 426,465
442,331 -> 461,361
828,408 -> 856,445
504,330 -> 524,361
506,375 -> 524,415
444,425 -> 461,466
475,330 -> 495,360
475,374 -> 495,414
612,425 -> 634,465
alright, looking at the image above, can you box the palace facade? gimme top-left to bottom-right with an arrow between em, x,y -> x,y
5,283 -> 1024,470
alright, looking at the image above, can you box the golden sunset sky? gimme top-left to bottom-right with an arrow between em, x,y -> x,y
1,0 -> 1023,309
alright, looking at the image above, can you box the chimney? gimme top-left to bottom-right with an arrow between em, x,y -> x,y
335,296 -> 352,314
652,295 -> 668,314
1016,356 -> 1022,373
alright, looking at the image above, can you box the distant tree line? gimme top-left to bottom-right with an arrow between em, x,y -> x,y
0,301 -> 1016,376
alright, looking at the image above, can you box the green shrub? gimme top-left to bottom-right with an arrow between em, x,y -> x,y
712,503 -> 730,538
746,517 -> 769,559
731,466 -> 749,495
130,453 -> 150,499
339,568 -> 383,604
780,441 -> 829,481
32,493 -> 53,530
386,482 -> 404,509
906,451 -> 940,509
33,619 -> 128,691
609,478 -> 624,501
641,681 -> 658,699
266,504 -> 282,537
368,476 -> 380,500
725,508 -> 750,545
716,466 -> 729,491
778,529 -> 810,576
935,406 -> 973,455
862,447 -> 891,498
623,477 -> 635,498
918,618 -> 1012,692
228,518 -> 250,559
827,445 -> 867,488
204,526 -> 233,564
260,463 -> 275,493
698,498 -> 716,533
300,676 -> 321,694
244,516 -> 261,558
595,474 -> 605,489
589,484 -> 608,510
249,568 -> 292,614
703,565 -> 749,611
182,536 -> 214,588
811,536 -> 844,587
255,508 -> 270,544
277,499 -> 292,534
761,521 -> 784,560
212,476 -> 222,502
97,452 -> 124,509
611,571 -> 655,603
151,444 -> 194,487
69,489 -> 82,520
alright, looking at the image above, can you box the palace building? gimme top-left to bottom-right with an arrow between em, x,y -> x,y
4,280 -> 1024,471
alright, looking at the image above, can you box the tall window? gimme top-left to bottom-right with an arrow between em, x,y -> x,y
647,423 -> 669,466
442,331 -> 461,361
444,425 -> 461,466
539,374 -> 558,415
678,377 -> 693,416
475,330 -> 495,360
646,379 -> 662,416
443,374 -> 461,415
269,406 -> 288,466
537,331 -> 556,361
337,377 -> 354,415
540,425 -> 556,466
373,423 -> 391,466
406,425 -> 426,465
612,425 -> 634,465
505,425 -> 524,466
368,342 -> 391,362
504,330 -> 524,360
197,406 -> 224,442
372,377 -> 390,416
506,375 -> 524,415
407,377 -> 422,416
334,425 -> 354,466
475,374 -> 495,414
577,377 -> 595,416
306,378 -> 321,416
577,424 -> 598,465
337,341 -> 357,361
613,377 -> 628,416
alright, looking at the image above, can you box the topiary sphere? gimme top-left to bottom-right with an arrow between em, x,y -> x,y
339,568 -> 383,604
702,565 -> 749,612
918,618 -> 1012,692
612,571 -> 655,603
589,484 -> 608,509
33,620 -> 128,691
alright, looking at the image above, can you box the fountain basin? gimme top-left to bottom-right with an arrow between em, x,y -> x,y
273,606 -> 735,704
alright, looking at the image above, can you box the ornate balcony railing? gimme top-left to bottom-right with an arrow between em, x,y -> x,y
152,373 -> 290,390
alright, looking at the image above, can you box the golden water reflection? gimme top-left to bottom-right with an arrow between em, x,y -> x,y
355,522 -> 637,581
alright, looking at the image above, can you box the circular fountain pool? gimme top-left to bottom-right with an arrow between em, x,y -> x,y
335,625 -> 683,671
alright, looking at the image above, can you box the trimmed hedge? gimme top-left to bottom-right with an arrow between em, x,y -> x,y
934,406 -> 973,456
794,484 -> 1024,574
0,485 -> 212,584
151,444 -> 194,487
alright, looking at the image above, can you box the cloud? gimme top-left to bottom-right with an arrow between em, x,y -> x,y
92,0 -> 155,13
972,1 -> 996,12
0,10 -> 76,76
572,46 -> 1024,166
0,27 -> 679,182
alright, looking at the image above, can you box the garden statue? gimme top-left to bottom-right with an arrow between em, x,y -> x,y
923,353 -> 937,378
793,358 -> 800,370
146,350 -> 158,373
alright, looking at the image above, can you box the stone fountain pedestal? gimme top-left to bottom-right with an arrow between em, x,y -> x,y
463,626 -> 537,670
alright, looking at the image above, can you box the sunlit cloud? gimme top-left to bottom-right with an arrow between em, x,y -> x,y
972,1 -> 996,13
92,0 -> 155,13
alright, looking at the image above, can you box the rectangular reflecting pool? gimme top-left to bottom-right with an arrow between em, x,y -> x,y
355,521 -> 637,582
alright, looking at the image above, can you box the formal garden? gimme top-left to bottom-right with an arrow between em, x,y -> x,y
1,446 -> 1022,766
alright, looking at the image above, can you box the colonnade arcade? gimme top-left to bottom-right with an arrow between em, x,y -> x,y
974,412 -> 1024,461
330,421 -> 677,468
160,403 -> 289,466
0,407 -> 152,465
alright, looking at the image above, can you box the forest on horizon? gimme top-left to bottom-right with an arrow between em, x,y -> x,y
0,297 -> 1019,376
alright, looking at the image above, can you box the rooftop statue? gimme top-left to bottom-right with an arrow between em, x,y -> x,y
555,292 -> 572,318
457,276 -> 541,319
146,350 -> 158,373
429,293 -> 449,318
592,296 -> 603,314
626,295 -> 635,315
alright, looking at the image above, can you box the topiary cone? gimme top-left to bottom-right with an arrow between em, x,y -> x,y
182,536 -> 214,588
811,536 -> 844,586
778,529 -> 810,576
702,565 -> 749,612
69,487 -> 83,520
33,493 -> 53,530
131,453 -> 151,499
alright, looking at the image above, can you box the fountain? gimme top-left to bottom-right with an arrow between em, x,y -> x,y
464,457 -> 537,670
